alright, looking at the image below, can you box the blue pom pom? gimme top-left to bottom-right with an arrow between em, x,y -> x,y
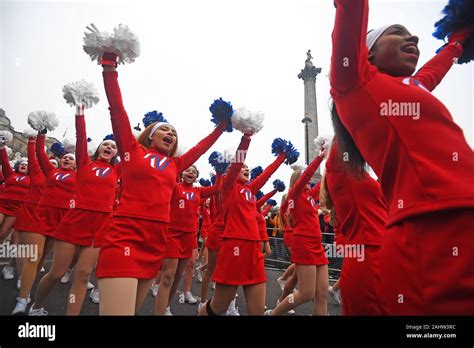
256,191 -> 264,200
103,134 -> 114,141
250,166 -> 263,180
285,141 -> 300,165
211,175 -> 216,185
433,0 -> 474,64
50,142 -> 65,157
209,98 -> 233,132
199,178 -> 211,187
271,138 -> 287,156
143,111 -> 168,128
208,151 -> 229,174
273,179 -> 286,192
267,199 -> 277,207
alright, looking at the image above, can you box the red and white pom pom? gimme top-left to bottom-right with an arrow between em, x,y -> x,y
28,111 -> 59,132
23,129 -> 37,138
0,130 -> 13,146
231,107 -> 264,134
83,23 -> 140,65
63,80 -> 100,109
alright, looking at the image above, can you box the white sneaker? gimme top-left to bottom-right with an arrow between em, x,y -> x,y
264,309 -> 273,316
276,299 -> 295,315
60,270 -> 72,284
184,291 -> 198,304
328,286 -> 342,305
198,301 -> 206,312
28,304 -> 48,316
165,306 -> 173,316
90,288 -> 100,304
12,297 -> 31,315
150,282 -> 159,297
277,276 -> 287,291
196,270 -> 203,283
87,281 -> 95,290
17,277 -> 21,290
2,266 -> 15,280
226,299 -> 240,316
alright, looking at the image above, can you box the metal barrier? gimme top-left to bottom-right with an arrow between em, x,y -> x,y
264,229 -> 343,281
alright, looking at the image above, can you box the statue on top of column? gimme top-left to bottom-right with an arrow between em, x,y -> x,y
305,49 -> 314,67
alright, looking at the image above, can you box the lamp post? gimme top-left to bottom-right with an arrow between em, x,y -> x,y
302,115 -> 312,165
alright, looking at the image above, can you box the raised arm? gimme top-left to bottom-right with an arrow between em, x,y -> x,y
75,107 -> 90,169
176,122 -> 227,172
0,147 -> 13,178
413,43 -> 462,92
199,184 -> 220,199
256,189 -> 277,210
36,134 -> 55,175
102,68 -> 138,155
27,137 -> 43,184
222,135 -> 252,189
330,0 -> 371,94
289,154 -> 324,198
248,153 -> 285,194
261,204 -> 273,217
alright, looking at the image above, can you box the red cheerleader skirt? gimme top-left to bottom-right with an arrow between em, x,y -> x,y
291,235 -> 329,266
340,245 -> 383,315
96,216 -> 168,279
283,230 -> 294,249
35,205 -> 69,237
206,224 -> 224,252
213,238 -> 266,286
164,229 -> 196,259
0,199 -> 23,217
14,203 -> 39,233
53,208 -> 112,247
379,208 -> 474,315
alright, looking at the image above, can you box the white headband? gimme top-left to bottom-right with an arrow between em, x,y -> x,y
49,159 -> 58,167
100,139 -> 117,147
366,24 -> 393,51
149,122 -> 172,140
19,158 -> 28,165
63,153 -> 75,161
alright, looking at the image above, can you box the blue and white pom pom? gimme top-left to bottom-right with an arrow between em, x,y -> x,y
284,141 -> 300,165
0,130 -> 14,145
83,23 -> 140,65
28,111 -> 59,132
256,191 -> 264,200
267,199 -> 277,207
209,151 -> 230,174
273,179 -> 286,192
272,138 -> 287,156
50,142 -> 65,157
63,80 -> 100,109
143,111 -> 167,128
231,107 -> 264,134
209,98 -> 234,132
250,166 -> 263,180
199,178 -> 212,187
433,0 -> 474,64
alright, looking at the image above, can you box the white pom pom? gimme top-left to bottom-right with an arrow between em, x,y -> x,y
5,146 -> 12,157
23,129 -> 37,138
290,163 -> 307,171
28,111 -> 59,132
314,135 -> 332,153
175,145 -> 188,157
112,24 -> 141,65
209,170 -> 216,177
62,80 -> 100,109
231,107 -> 264,134
132,128 -> 141,139
0,130 -> 13,145
83,23 -> 140,65
87,140 -> 97,156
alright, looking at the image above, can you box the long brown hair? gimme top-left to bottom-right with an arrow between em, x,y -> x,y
319,173 -> 333,210
137,122 -> 179,157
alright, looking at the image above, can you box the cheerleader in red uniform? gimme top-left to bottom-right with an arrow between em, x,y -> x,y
0,145 -> 29,242
155,165 -> 219,315
331,0 -> 474,314
267,150 -> 328,316
199,136 -> 289,316
321,140 -> 386,315
96,56 -> 229,315
31,105 -> 119,315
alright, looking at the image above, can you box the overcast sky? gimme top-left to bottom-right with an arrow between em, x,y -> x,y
1,0 -> 472,204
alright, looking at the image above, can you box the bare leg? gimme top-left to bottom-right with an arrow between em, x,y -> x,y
332,278 -> 340,291
18,232 -> 46,299
183,249 -> 198,293
313,265 -> 329,315
98,277 -> 138,315
243,282 -> 266,315
199,249 -> 218,304
280,263 -> 295,281
135,278 -> 155,313
154,258 -> 179,315
198,283 -> 238,316
279,271 -> 298,302
0,216 -> 16,242
168,258 -> 189,304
